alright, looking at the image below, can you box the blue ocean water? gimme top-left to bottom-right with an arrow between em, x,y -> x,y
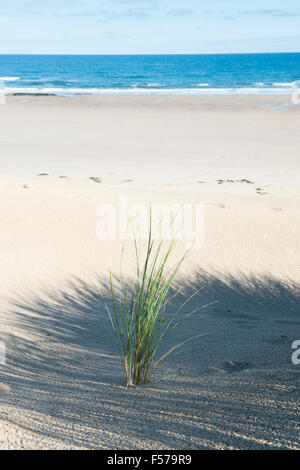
0,53 -> 300,95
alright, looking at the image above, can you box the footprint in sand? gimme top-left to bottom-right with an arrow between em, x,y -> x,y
265,336 -> 290,344
207,361 -> 250,375
217,179 -> 254,185
237,179 -> 254,184
222,361 -> 251,373
89,177 -> 102,184
256,188 -> 268,195
0,383 -> 11,393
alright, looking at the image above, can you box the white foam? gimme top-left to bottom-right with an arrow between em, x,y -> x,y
5,86 -> 298,96
146,83 -> 164,87
272,82 -> 296,87
0,77 -> 20,81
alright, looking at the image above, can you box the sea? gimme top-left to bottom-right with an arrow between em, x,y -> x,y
0,53 -> 300,96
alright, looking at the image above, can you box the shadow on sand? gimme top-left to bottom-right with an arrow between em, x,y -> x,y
0,272 -> 299,449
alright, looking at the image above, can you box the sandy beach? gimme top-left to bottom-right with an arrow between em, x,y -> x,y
0,95 -> 299,449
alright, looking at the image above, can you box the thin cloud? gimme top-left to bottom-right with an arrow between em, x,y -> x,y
99,8 -> 151,21
240,9 -> 300,17
104,31 -> 130,39
57,7 -> 152,21
112,0 -> 158,10
166,9 -> 193,17
204,9 -> 300,19
116,0 -> 157,4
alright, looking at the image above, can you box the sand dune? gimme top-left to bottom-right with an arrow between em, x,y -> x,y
0,96 -> 299,449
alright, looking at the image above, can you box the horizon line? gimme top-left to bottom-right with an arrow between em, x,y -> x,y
0,51 -> 300,56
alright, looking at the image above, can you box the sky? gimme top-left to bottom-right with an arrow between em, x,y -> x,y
0,0 -> 299,54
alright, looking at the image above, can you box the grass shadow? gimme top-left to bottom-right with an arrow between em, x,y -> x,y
0,272 -> 299,449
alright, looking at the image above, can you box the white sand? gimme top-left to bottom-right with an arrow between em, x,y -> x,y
1,94 -> 300,188
0,96 -> 299,449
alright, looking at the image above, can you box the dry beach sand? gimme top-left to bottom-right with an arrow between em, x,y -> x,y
0,95 -> 299,449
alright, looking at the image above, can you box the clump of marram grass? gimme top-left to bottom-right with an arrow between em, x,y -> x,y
102,221 -> 211,388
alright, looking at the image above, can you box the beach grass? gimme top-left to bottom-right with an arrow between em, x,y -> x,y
103,217 -> 206,387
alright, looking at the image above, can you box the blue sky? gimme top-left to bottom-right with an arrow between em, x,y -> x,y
0,0 -> 299,54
